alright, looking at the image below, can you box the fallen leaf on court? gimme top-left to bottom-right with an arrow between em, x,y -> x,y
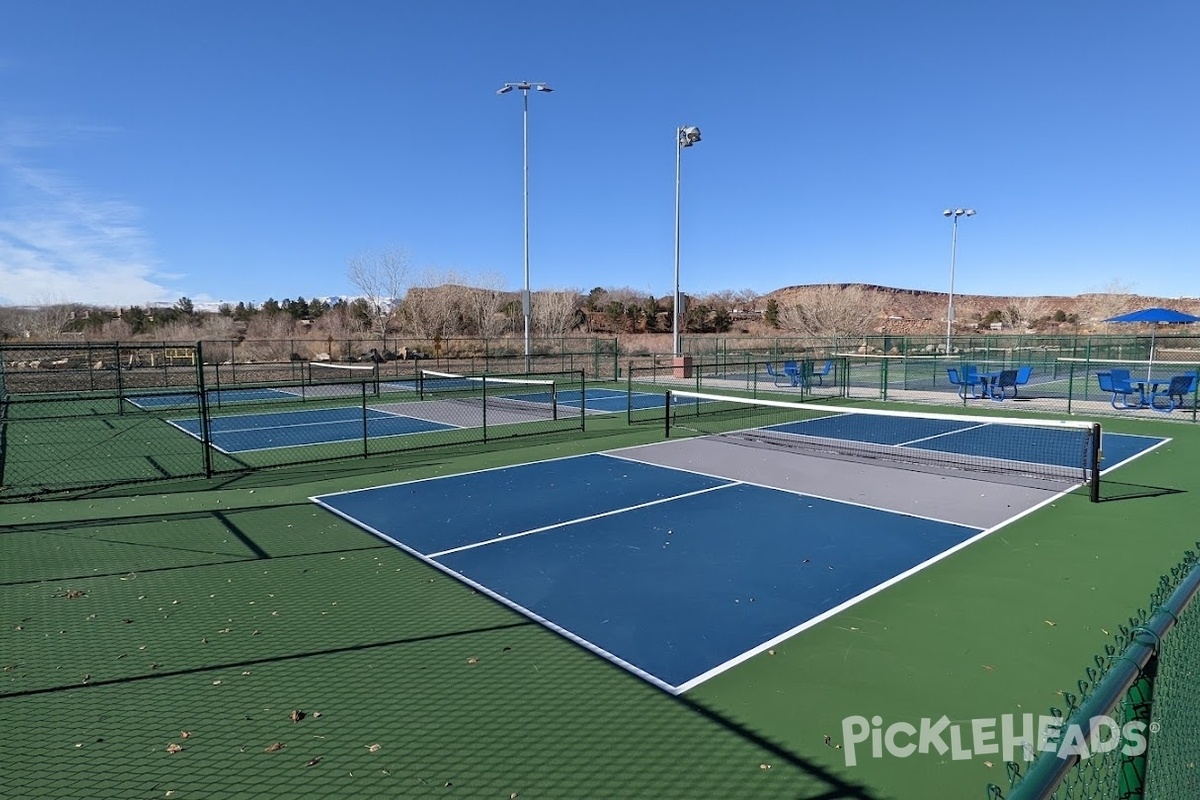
305,756 -> 322,767
823,735 -> 832,746
767,649 -> 776,656
180,731 -> 192,739
264,742 -> 286,752
983,665 -> 996,671
984,761 -> 994,768
64,590 -> 87,599
759,763 -> 771,770
510,793 -> 519,799
312,711 -> 322,718
212,680 -> 222,685
1045,620 -> 1057,627
166,743 -> 183,754
467,657 -> 479,665
367,744 -> 381,753
290,709 -> 305,723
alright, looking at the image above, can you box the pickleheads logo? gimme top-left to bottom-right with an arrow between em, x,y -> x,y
837,714 -> 1154,767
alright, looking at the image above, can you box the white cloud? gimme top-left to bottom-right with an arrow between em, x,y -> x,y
0,122 -> 176,306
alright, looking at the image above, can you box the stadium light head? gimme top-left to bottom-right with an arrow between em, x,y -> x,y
534,84 -> 553,93
678,126 -> 702,147
497,85 -> 514,95
942,209 -> 952,217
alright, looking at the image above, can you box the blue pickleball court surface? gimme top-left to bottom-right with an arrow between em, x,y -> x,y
128,387 -> 301,410
313,412 -> 1165,693
165,387 -> 680,453
170,406 -> 454,453
313,454 -> 984,692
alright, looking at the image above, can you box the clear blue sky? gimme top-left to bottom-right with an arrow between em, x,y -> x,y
1,1 -> 1197,308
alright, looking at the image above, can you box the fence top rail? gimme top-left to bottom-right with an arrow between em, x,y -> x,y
1056,356 -> 1200,365
1006,549 -> 1200,800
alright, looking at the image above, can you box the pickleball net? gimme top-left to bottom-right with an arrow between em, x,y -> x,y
305,361 -> 380,396
418,369 -> 561,421
665,390 -> 1102,499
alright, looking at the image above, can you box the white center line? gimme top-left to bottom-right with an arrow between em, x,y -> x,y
427,482 -> 741,558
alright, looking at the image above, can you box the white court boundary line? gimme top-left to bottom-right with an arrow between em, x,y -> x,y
173,407 -> 456,454
312,455 -> 1009,696
427,482 -> 740,558
310,494 -> 682,695
673,484 -> 1080,693
311,431 -> 1171,695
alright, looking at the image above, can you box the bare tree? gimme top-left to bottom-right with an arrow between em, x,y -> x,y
1078,278 -> 1140,325
346,247 -> 411,336
19,295 -> 76,341
400,269 -> 470,340
533,288 -> 583,339
776,284 -> 887,338
1003,296 -> 1047,329
461,272 -> 511,338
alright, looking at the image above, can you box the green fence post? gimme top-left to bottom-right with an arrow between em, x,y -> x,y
115,343 -> 125,414
361,381 -> 369,458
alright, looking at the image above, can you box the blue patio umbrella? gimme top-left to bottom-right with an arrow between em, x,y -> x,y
1103,307 -> 1200,378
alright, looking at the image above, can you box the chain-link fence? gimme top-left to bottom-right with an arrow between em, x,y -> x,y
623,356 -> 850,424
0,342 -> 588,501
988,545 -> 1200,799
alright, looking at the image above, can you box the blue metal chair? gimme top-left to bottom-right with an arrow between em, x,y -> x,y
1097,371 -> 1140,409
1170,372 -> 1198,407
782,360 -> 803,387
947,367 -> 981,399
1012,365 -> 1033,397
808,359 -> 834,386
1149,375 -> 1197,412
992,369 -> 1019,401
763,362 -> 791,387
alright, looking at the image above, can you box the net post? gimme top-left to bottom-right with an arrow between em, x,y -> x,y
626,362 -> 633,425
196,341 -> 213,479
664,390 -> 672,438
580,370 -> 586,431
417,369 -> 425,400
551,378 -> 558,422
481,375 -> 488,443
361,381 -> 369,458
1090,423 -> 1101,502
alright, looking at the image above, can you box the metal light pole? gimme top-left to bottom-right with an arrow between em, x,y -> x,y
498,81 -> 553,371
673,125 -> 702,358
943,208 -> 975,357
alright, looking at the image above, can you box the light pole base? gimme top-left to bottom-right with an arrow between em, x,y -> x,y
672,355 -> 694,379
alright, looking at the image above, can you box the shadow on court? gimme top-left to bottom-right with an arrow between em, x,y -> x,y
1097,480 -> 1187,502
0,499 -> 885,800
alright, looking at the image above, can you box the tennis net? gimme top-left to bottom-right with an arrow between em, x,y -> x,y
418,369 -> 560,421
665,390 -> 1102,499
